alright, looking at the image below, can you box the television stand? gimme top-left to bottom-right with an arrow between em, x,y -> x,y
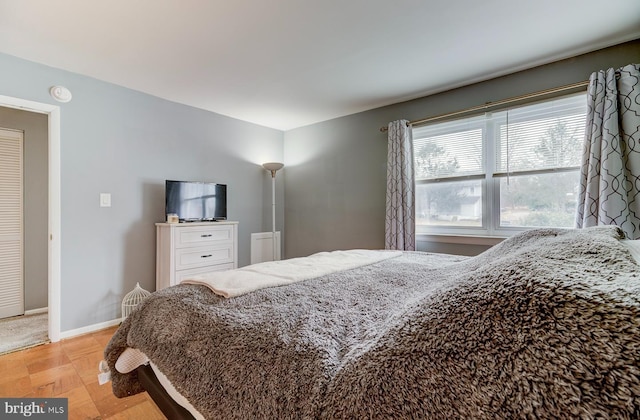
155,221 -> 238,290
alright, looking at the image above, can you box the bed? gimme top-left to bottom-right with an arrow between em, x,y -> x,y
105,226 -> 640,419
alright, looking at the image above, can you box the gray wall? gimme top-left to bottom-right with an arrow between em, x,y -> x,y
283,39 -> 640,258
0,53 -> 284,331
0,108 -> 48,311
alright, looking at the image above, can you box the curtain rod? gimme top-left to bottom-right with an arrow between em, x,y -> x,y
379,80 -> 589,132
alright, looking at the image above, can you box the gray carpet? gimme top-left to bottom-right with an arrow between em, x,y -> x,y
0,313 -> 49,355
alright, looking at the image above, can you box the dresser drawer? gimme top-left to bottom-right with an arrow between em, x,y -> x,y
175,244 -> 234,270
175,225 -> 234,248
175,263 -> 235,283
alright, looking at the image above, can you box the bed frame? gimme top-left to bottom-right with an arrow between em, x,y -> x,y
137,364 -> 195,420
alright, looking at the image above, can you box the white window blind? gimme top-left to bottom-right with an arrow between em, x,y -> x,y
414,115 -> 484,180
494,95 -> 586,174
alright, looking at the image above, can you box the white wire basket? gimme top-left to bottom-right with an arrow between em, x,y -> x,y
121,282 -> 151,319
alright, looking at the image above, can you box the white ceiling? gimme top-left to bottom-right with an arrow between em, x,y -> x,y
0,0 -> 638,130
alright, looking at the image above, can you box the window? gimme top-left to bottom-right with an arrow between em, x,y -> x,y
413,93 -> 586,237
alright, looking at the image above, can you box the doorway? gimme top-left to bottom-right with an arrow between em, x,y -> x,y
0,95 -> 61,343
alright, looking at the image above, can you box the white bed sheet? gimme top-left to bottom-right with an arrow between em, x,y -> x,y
149,361 -> 205,420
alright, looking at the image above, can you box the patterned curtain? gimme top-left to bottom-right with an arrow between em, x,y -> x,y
385,120 -> 415,250
576,63 -> 640,239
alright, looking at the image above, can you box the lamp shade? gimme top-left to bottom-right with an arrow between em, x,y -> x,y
262,162 -> 284,172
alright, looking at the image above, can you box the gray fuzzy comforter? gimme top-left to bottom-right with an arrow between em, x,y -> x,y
105,226 -> 640,419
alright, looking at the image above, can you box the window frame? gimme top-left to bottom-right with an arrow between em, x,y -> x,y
413,92 -> 586,239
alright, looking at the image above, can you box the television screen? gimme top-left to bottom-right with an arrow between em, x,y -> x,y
165,180 -> 227,222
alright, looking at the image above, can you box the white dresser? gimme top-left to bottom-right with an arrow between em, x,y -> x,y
155,221 -> 238,290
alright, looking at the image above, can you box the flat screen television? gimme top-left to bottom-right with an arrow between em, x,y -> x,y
165,180 -> 227,222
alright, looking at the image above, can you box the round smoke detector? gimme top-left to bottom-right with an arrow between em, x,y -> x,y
49,86 -> 72,103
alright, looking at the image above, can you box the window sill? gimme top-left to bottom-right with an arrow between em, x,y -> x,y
416,233 -> 505,246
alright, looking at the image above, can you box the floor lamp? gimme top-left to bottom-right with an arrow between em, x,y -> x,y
262,162 -> 284,261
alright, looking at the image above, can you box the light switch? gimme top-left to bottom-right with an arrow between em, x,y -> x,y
100,193 -> 111,207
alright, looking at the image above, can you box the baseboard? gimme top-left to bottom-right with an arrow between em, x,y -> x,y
59,318 -> 122,340
24,307 -> 48,315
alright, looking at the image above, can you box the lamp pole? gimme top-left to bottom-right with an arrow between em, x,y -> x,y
262,162 -> 284,261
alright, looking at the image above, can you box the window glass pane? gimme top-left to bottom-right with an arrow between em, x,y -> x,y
495,94 -> 586,173
413,117 -> 484,180
499,171 -> 579,228
416,180 -> 482,227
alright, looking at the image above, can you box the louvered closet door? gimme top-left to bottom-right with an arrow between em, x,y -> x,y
0,128 -> 24,319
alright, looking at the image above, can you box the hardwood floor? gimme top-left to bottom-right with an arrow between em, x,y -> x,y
0,326 -> 166,419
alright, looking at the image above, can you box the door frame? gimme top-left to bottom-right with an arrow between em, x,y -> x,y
0,95 -> 61,342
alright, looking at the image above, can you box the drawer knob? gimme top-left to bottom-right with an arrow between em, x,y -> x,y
201,234 -> 212,238
201,254 -> 212,258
